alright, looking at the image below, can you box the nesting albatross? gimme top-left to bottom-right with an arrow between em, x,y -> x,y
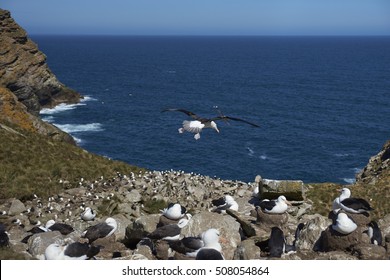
82,217 -> 117,243
162,108 -> 259,140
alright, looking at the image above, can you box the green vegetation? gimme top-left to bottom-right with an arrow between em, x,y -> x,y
0,122 -> 145,201
306,182 -> 390,221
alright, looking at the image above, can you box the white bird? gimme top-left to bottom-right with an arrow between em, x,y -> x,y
332,188 -> 351,214
259,196 -> 291,214
195,228 -> 224,260
332,212 -> 357,235
162,108 -> 259,140
81,207 -> 96,221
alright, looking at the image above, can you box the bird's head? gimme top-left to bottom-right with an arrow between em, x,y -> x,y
210,121 -> 219,133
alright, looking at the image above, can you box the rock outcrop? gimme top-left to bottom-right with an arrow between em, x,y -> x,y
356,140 -> 390,185
0,87 -> 75,143
0,9 -> 81,116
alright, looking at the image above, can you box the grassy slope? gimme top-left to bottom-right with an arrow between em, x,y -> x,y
0,122 -> 145,201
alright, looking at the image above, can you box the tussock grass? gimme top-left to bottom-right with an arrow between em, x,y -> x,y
306,182 -> 390,220
0,122 -> 145,201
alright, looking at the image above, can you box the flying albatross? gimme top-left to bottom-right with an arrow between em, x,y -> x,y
162,108 -> 260,140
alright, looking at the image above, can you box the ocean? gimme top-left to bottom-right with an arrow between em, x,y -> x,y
35,36 -> 390,184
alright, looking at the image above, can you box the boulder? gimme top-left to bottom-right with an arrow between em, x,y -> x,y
295,214 -> 331,251
180,211 -> 241,260
233,238 -> 261,260
8,199 -> 26,216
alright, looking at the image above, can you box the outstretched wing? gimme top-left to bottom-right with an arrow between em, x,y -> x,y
161,108 -> 200,120
212,115 -> 260,127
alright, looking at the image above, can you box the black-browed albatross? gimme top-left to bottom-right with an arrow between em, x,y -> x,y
162,108 -> 259,140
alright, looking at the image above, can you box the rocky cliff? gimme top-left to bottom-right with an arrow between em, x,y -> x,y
0,9 -> 81,116
356,140 -> 390,185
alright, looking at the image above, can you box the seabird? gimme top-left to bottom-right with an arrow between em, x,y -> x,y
148,219 -> 189,241
331,212 -> 357,235
259,196 -> 291,214
211,195 -> 239,213
44,242 -> 100,260
160,203 -> 187,220
168,236 -> 204,256
45,220 -> 74,235
0,224 -> 9,247
195,228 -> 224,260
332,187 -> 351,214
268,227 -> 286,258
81,207 -> 96,221
162,108 -> 259,140
367,221 -> 382,246
83,217 -> 117,243
338,189 -> 374,214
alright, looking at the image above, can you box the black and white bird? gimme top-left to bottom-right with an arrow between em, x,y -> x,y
168,236 -> 204,256
367,221 -> 382,246
45,220 -> 74,235
211,195 -> 239,213
195,228 -> 224,260
160,203 -> 187,220
44,241 -> 100,260
338,189 -> 374,214
332,187 -> 351,214
162,108 -> 259,140
268,227 -> 286,258
148,218 -> 189,241
81,207 -> 96,221
83,217 -> 117,243
331,212 -> 357,235
259,196 -> 291,214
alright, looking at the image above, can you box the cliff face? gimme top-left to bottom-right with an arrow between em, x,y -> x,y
0,87 -> 75,144
0,9 -> 81,116
356,140 -> 390,185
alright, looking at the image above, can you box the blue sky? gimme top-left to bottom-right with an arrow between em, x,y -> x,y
2,0 -> 390,35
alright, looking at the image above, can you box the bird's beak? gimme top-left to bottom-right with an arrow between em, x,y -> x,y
286,200 -> 292,206
216,128 -> 220,133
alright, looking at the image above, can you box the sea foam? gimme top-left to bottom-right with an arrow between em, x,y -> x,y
54,123 -> 103,133
40,103 -> 85,115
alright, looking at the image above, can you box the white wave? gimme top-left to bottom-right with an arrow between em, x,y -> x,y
41,115 -> 55,122
72,136 -> 83,144
40,103 -> 85,115
54,123 -> 103,133
246,147 -> 255,157
342,178 -> 356,184
260,154 -> 268,160
81,95 -> 98,102
352,167 -> 362,173
334,153 -> 350,157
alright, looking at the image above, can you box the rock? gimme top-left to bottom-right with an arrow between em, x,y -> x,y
315,251 -> 359,260
125,189 -> 142,203
180,211 -> 241,260
233,238 -> 261,260
124,214 -> 160,247
318,226 -> 365,252
8,199 -> 26,215
27,231 -> 64,259
356,140 -> 390,184
295,214 -> 331,251
255,209 -> 289,228
351,243 -> 387,260
92,234 -> 131,260
260,179 -> 306,200
0,87 -> 75,143
226,209 -> 257,237
0,9 -> 81,116
112,214 -> 133,242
